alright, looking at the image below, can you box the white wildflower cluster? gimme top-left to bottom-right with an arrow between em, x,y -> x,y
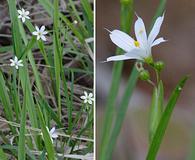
10,8 -> 49,70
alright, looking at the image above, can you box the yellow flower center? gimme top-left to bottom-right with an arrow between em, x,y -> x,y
134,41 -> 140,47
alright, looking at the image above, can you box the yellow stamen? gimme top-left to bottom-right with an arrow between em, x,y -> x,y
134,41 -> 140,47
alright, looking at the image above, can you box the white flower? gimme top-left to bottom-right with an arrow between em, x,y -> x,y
32,26 -> 48,41
106,14 -> 166,63
46,127 -> 58,143
73,20 -> 78,24
10,56 -> 23,69
17,8 -> 30,23
80,91 -> 94,105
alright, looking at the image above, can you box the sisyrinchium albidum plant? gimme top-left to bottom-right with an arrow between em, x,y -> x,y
100,1 -> 188,160
0,0 -> 94,159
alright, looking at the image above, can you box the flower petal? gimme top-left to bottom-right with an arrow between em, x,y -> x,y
126,48 -> 147,59
89,93 -> 93,98
81,96 -> 86,100
18,59 -> 23,63
35,26 -> 39,32
134,15 -> 147,48
109,30 -> 135,52
41,35 -> 46,41
50,127 -> 56,135
22,17 -> 25,23
25,16 -> 30,19
148,14 -> 165,44
52,133 -> 58,138
25,11 -> 30,15
18,10 -> 22,14
42,31 -> 48,35
88,100 -> 92,105
37,35 -> 41,40
10,63 -> 15,66
32,31 -> 37,35
151,37 -> 167,47
106,54 -> 137,62
14,56 -> 18,62
10,59 -> 14,63
18,63 -> 24,67
40,26 -> 46,32
84,91 -> 88,97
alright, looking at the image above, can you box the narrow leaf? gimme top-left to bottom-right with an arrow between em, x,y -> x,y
146,76 -> 188,160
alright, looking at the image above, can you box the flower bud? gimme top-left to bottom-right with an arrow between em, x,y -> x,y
144,56 -> 154,65
139,70 -> 150,81
154,61 -> 165,72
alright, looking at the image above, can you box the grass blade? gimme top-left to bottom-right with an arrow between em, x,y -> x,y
105,67 -> 138,160
80,0 -> 93,24
0,71 -> 14,122
100,1 -> 134,158
18,80 -> 27,160
37,104 -> 56,160
53,0 -> 62,119
146,76 -> 189,160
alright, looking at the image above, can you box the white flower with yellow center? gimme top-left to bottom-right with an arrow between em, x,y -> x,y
106,14 -> 166,63
10,56 -> 23,69
17,8 -> 30,23
32,26 -> 48,41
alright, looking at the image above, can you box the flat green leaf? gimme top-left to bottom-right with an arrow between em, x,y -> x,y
37,104 -> 56,160
146,76 -> 188,160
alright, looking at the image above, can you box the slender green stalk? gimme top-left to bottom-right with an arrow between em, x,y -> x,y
149,81 -> 164,141
53,0 -> 62,119
100,1 -> 134,159
105,67 -> 138,160
18,80 -> 27,160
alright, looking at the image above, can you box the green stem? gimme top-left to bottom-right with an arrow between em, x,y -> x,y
100,1 -> 134,159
